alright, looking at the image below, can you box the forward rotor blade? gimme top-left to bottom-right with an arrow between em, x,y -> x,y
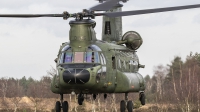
90,0 -> 120,11
100,4 -> 200,17
0,14 -> 64,18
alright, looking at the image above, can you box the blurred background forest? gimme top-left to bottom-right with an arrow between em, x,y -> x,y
0,52 -> 200,112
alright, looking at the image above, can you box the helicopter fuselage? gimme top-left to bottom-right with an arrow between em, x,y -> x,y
50,19 -> 145,94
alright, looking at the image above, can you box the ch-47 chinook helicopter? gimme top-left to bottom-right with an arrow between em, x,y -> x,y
1,0 -> 200,112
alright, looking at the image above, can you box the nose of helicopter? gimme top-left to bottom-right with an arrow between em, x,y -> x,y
63,69 -> 90,84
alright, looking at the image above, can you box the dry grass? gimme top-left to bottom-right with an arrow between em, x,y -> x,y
0,97 -> 177,112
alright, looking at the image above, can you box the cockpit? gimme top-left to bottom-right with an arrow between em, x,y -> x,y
59,45 -> 106,84
59,45 -> 105,68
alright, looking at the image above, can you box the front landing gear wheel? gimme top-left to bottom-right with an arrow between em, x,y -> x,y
62,101 -> 68,112
55,101 -> 61,112
139,93 -> 145,105
93,94 -> 97,100
120,100 -> 126,112
78,94 -> 84,105
127,100 -> 133,112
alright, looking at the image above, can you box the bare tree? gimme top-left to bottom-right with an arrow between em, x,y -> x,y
153,65 -> 168,101
168,54 -> 200,112
27,81 -> 43,112
7,79 -> 23,112
47,66 -> 56,78
197,77 -> 200,112
0,77 -> 8,100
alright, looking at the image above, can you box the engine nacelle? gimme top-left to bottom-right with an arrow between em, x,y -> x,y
122,31 -> 143,50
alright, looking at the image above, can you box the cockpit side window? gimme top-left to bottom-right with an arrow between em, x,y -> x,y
94,52 -> 99,63
85,46 -> 100,63
59,46 -> 73,64
89,45 -> 101,63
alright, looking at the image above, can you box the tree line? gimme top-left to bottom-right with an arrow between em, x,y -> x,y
144,52 -> 200,112
0,75 -> 58,112
0,52 -> 199,112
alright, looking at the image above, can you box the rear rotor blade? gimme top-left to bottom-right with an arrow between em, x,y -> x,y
90,0 -> 120,11
0,14 -> 64,18
100,4 -> 200,17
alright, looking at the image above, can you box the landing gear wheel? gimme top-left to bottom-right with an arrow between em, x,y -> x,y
62,101 -> 68,112
120,100 -> 126,112
78,94 -> 84,105
139,93 -> 145,105
127,100 -> 133,112
93,94 -> 97,100
55,101 -> 61,112
104,94 -> 107,100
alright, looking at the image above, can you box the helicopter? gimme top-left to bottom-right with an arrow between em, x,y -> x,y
1,0 -> 200,112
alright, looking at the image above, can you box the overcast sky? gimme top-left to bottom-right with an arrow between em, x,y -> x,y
0,0 -> 200,80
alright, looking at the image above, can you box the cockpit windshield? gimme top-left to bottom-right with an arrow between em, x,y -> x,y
63,52 -> 73,63
59,45 -> 102,64
85,52 -> 92,63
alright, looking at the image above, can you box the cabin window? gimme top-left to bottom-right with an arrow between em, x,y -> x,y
129,61 -> 131,71
133,61 -> 138,66
100,53 -> 106,65
133,61 -> 139,72
112,56 -> 116,69
129,60 -> 139,72
124,60 -> 126,69
129,60 -> 133,72
118,59 -> 121,68
102,54 -> 106,65
100,54 -> 104,64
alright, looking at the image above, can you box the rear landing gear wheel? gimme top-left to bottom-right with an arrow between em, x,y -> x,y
127,100 -> 133,112
139,92 -> 145,105
62,101 -> 68,112
104,94 -> 107,100
78,94 -> 84,105
120,100 -> 126,112
55,101 -> 61,112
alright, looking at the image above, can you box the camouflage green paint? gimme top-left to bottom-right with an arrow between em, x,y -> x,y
51,20 -> 145,94
102,6 -> 123,42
